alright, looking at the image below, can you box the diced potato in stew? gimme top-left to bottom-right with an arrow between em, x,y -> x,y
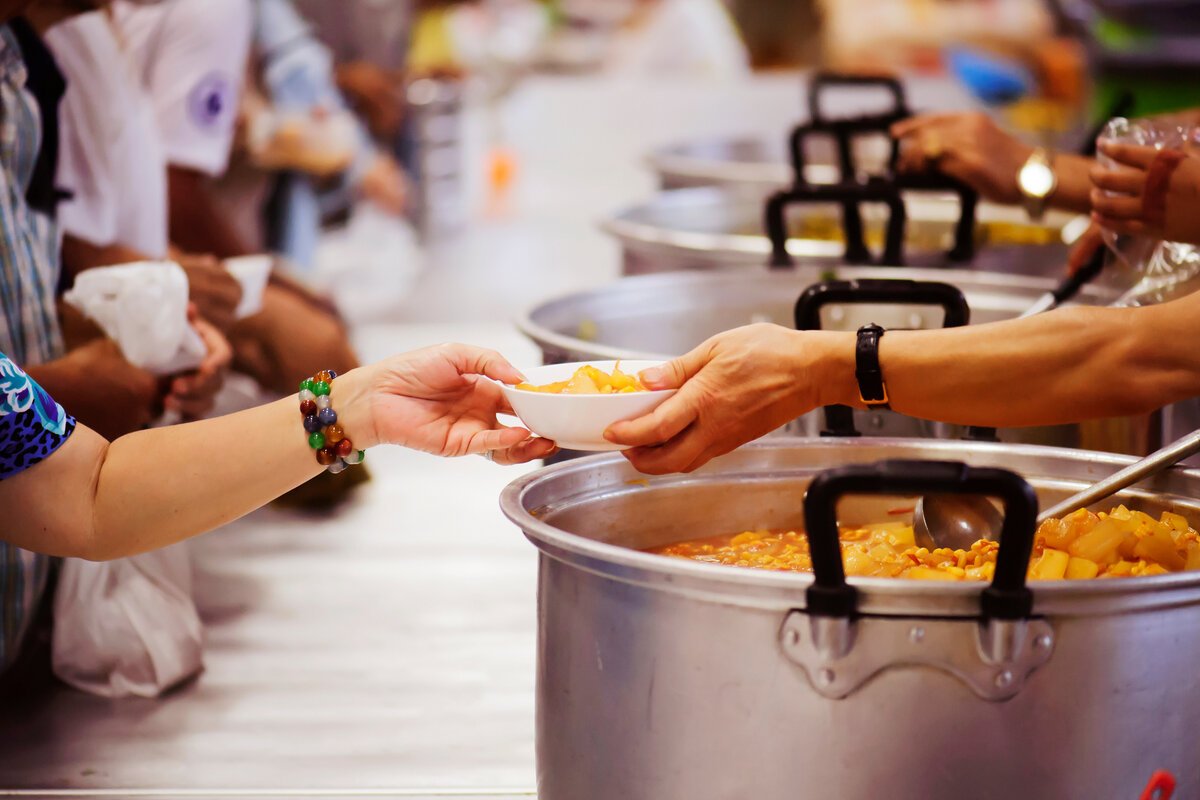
647,505 -> 1200,581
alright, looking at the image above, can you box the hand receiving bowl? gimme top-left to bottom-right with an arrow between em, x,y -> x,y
500,361 -> 676,451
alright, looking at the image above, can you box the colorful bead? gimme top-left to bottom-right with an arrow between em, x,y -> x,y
302,369 -> 360,473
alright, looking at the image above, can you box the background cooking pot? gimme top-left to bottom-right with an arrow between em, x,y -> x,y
603,184 -> 1082,277
517,267 -> 1158,454
501,437 -> 1200,800
627,73 -> 1083,277
647,72 -> 916,192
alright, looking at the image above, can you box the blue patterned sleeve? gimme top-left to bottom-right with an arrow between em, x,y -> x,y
0,352 -> 76,480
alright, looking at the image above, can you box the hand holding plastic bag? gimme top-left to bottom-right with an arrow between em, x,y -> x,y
1094,118 -> 1200,306
62,262 -> 206,374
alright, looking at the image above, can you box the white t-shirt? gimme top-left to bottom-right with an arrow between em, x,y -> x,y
46,12 -> 169,258
111,0 -> 253,178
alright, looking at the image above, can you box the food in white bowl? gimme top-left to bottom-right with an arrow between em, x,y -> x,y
501,361 -> 675,451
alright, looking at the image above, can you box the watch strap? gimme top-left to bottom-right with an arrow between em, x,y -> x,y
855,324 -> 889,408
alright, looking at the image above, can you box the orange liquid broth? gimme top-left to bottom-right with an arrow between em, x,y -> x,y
648,506 -> 1200,581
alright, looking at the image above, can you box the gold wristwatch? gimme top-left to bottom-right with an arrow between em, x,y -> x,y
1017,147 -> 1057,220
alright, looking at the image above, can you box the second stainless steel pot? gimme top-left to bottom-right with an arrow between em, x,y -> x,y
604,184 -> 1083,277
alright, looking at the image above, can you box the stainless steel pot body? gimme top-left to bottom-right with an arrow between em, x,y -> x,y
604,185 -> 1081,278
517,268 -> 1155,454
501,438 -> 1200,800
649,134 -> 837,190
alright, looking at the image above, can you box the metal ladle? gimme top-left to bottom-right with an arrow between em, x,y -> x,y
913,429 -> 1200,551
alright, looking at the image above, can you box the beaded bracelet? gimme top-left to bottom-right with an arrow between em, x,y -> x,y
298,370 -> 365,474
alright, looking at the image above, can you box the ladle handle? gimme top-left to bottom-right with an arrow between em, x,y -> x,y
805,460 -> 1038,621
1037,429 -> 1200,524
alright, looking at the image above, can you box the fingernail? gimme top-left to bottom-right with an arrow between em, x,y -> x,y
640,367 -> 662,385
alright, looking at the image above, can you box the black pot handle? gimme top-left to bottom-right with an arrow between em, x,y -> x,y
765,178 -> 906,267
790,74 -> 910,185
803,460 -> 1038,621
794,278 -> 969,331
793,279 -> 991,438
807,72 -> 911,128
892,171 -> 979,263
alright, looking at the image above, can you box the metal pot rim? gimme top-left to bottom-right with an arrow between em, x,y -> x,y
514,267 -> 1111,364
500,438 -> 1200,618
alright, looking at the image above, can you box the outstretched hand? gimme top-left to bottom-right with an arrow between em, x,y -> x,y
356,343 -> 556,465
603,324 -> 827,474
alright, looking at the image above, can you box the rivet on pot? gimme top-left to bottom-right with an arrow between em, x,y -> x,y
818,669 -> 836,686
908,626 -> 925,644
1035,634 -> 1053,650
995,670 -> 1014,689
785,628 -> 800,647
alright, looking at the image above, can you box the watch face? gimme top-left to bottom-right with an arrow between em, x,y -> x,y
1019,162 -> 1055,198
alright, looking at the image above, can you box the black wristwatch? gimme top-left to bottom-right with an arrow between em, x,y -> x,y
855,323 -> 889,408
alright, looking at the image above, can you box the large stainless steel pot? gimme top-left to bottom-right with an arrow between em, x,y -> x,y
517,268 -> 1155,454
501,438 -> 1200,799
604,184 -> 1083,277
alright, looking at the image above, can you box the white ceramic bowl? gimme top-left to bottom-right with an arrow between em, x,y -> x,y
500,360 -> 676,451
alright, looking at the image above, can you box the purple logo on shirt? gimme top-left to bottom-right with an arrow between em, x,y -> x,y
187,72 -> 235,132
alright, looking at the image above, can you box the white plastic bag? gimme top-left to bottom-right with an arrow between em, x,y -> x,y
223,254 -> 274,319
62,261 -> 206,374
1098,118 -> 1200,306
52,543 -> 204,698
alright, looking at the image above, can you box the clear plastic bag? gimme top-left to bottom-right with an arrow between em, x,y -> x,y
1098,118 -> 1200,306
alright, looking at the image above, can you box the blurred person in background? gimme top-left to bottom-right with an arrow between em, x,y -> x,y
0,2 -> 230,682
292,0 -> 417,143
891,108 -> 1200,273
39,0 -> 359,399
233,0 -> 409,270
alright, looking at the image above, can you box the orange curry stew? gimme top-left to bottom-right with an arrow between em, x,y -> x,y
648,506 -> 1200,581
